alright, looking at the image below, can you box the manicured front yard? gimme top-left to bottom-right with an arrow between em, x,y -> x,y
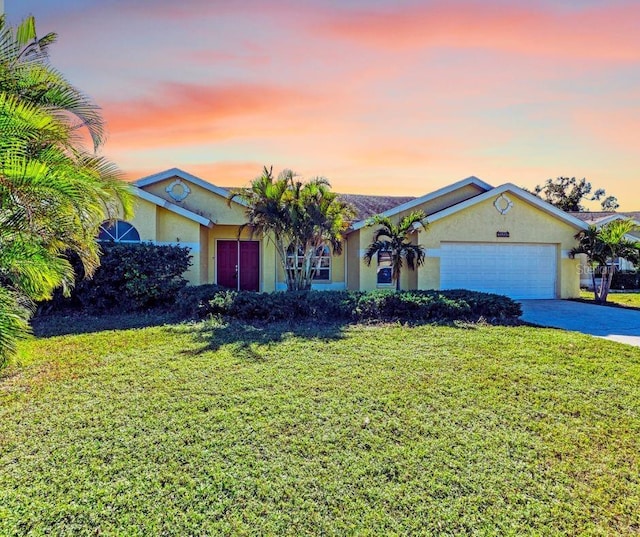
580,290 -> 640,309
1,319 -> 640,534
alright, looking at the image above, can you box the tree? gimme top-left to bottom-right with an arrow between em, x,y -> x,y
231,166 -> 354,291
0,15 -> 133,366
570,220 -> 640,303
529,177 -> 619,212
363,211 -> 427,291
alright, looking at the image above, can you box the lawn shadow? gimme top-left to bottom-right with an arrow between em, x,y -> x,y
176,319 -> 348,360
31,311 -> 181,338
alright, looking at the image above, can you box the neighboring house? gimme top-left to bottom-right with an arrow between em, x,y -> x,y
104,168 -> 590,299
568,211 -> 640,288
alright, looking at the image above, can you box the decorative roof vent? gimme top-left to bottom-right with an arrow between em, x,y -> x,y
166,179 -> 191,202
494,193 -> 513,215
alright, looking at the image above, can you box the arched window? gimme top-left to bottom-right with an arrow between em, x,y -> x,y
98,220 -> 141,243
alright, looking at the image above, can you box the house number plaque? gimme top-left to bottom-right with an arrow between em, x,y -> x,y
496,231 -> 510,238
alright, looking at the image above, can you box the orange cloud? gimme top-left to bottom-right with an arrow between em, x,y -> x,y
100,82 -> 326,149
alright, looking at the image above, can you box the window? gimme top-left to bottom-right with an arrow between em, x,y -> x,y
313,245 -> 331,281
98,220 -> 141,243
286,245 -> 332,281
377,250 -> 393,285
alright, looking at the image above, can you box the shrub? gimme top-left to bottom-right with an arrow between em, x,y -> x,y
182,287 -> 521,324
611,271 -> 640,290
42,243 -> 192,314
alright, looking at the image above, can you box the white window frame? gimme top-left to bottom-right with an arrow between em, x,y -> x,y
98,220 -> 141,243
286,245 -> 332,282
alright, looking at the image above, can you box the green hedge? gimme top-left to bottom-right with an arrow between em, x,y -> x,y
178,287 -> 522,323
42,243 -> 192,313
611,271 -> 640,290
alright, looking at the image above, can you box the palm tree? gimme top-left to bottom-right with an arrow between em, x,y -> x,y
0,16 -> 133,366
363,211 -> 427,291
571,220 -> 640,303
230,167 -> 354,291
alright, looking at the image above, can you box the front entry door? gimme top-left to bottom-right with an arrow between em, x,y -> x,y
217,240 -> 260,291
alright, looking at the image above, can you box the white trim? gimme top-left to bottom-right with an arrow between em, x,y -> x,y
350,175 -> 492,230
419,183 -> 589,230
133,188 -> 213,227
134,167 -> 247,207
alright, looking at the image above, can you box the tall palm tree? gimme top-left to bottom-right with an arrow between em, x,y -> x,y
0,16 -> 133,366
363,211 -> 427,291
571,220 -> 640,303
230,167 -> 354,291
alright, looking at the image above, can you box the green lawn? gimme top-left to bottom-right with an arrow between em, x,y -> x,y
580,290 -> 640,309
2,319 -> 640,535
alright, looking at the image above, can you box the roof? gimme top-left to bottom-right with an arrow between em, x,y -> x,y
349,176 -> 493,230
568,211 -> 640,225
337,193 -> 416,220
421,183 -> 589,230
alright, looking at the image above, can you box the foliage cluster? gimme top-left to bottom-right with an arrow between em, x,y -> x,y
230,167 -> 354,291
529,176 -> 618,211
42,243 -> 191,313
571,220 -> 640,302
179,287 -> 521,323
611,271 -> 640,290
363,211 -> 427,291
0,16 -> 132,366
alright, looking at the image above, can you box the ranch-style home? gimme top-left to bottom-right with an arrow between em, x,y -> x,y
102,168 -> 592,299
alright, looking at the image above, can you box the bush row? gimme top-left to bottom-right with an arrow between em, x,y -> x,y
176,287 -> 522,323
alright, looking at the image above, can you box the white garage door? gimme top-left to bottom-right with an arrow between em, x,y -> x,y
439,243 -> 557,299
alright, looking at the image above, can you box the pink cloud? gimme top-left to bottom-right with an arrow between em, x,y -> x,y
316,3 -> 640,61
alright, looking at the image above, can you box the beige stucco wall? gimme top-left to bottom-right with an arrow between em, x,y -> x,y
346,232 -> 360,291
143,176 -> 247,225
416,193 -> 581,298
349,191 -> 582,298
129,198 -> 158,241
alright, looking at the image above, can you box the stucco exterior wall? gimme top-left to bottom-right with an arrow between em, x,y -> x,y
346,231 -> 360,291
129,198 -> 157,241
155,208 -> 203,284
143,176 -> 247,225
416,193 -> 581,298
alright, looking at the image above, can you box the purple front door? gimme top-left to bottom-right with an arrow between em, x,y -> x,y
217,240 -> 260,291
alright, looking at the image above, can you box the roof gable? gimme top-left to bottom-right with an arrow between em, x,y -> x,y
350,176 -> 492,230
134,188 -> 213,227
423,183 -> 589,230
134,167 -> 247,206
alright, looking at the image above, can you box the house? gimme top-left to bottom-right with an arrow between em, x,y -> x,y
103,168 -> 590,299
568,211 -> 640,288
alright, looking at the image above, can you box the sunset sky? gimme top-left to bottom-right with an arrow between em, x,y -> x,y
6,1 -> 640,208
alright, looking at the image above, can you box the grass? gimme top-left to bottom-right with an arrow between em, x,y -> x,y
2,318 -> 640,535
579,290 -> 640,310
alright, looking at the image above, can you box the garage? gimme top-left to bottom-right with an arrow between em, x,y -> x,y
439,242 -> 558,299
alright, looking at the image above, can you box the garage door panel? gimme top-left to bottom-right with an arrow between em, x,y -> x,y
440,243 -> 557,299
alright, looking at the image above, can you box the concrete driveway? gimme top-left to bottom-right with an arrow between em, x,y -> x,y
519,300 -> 640,347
